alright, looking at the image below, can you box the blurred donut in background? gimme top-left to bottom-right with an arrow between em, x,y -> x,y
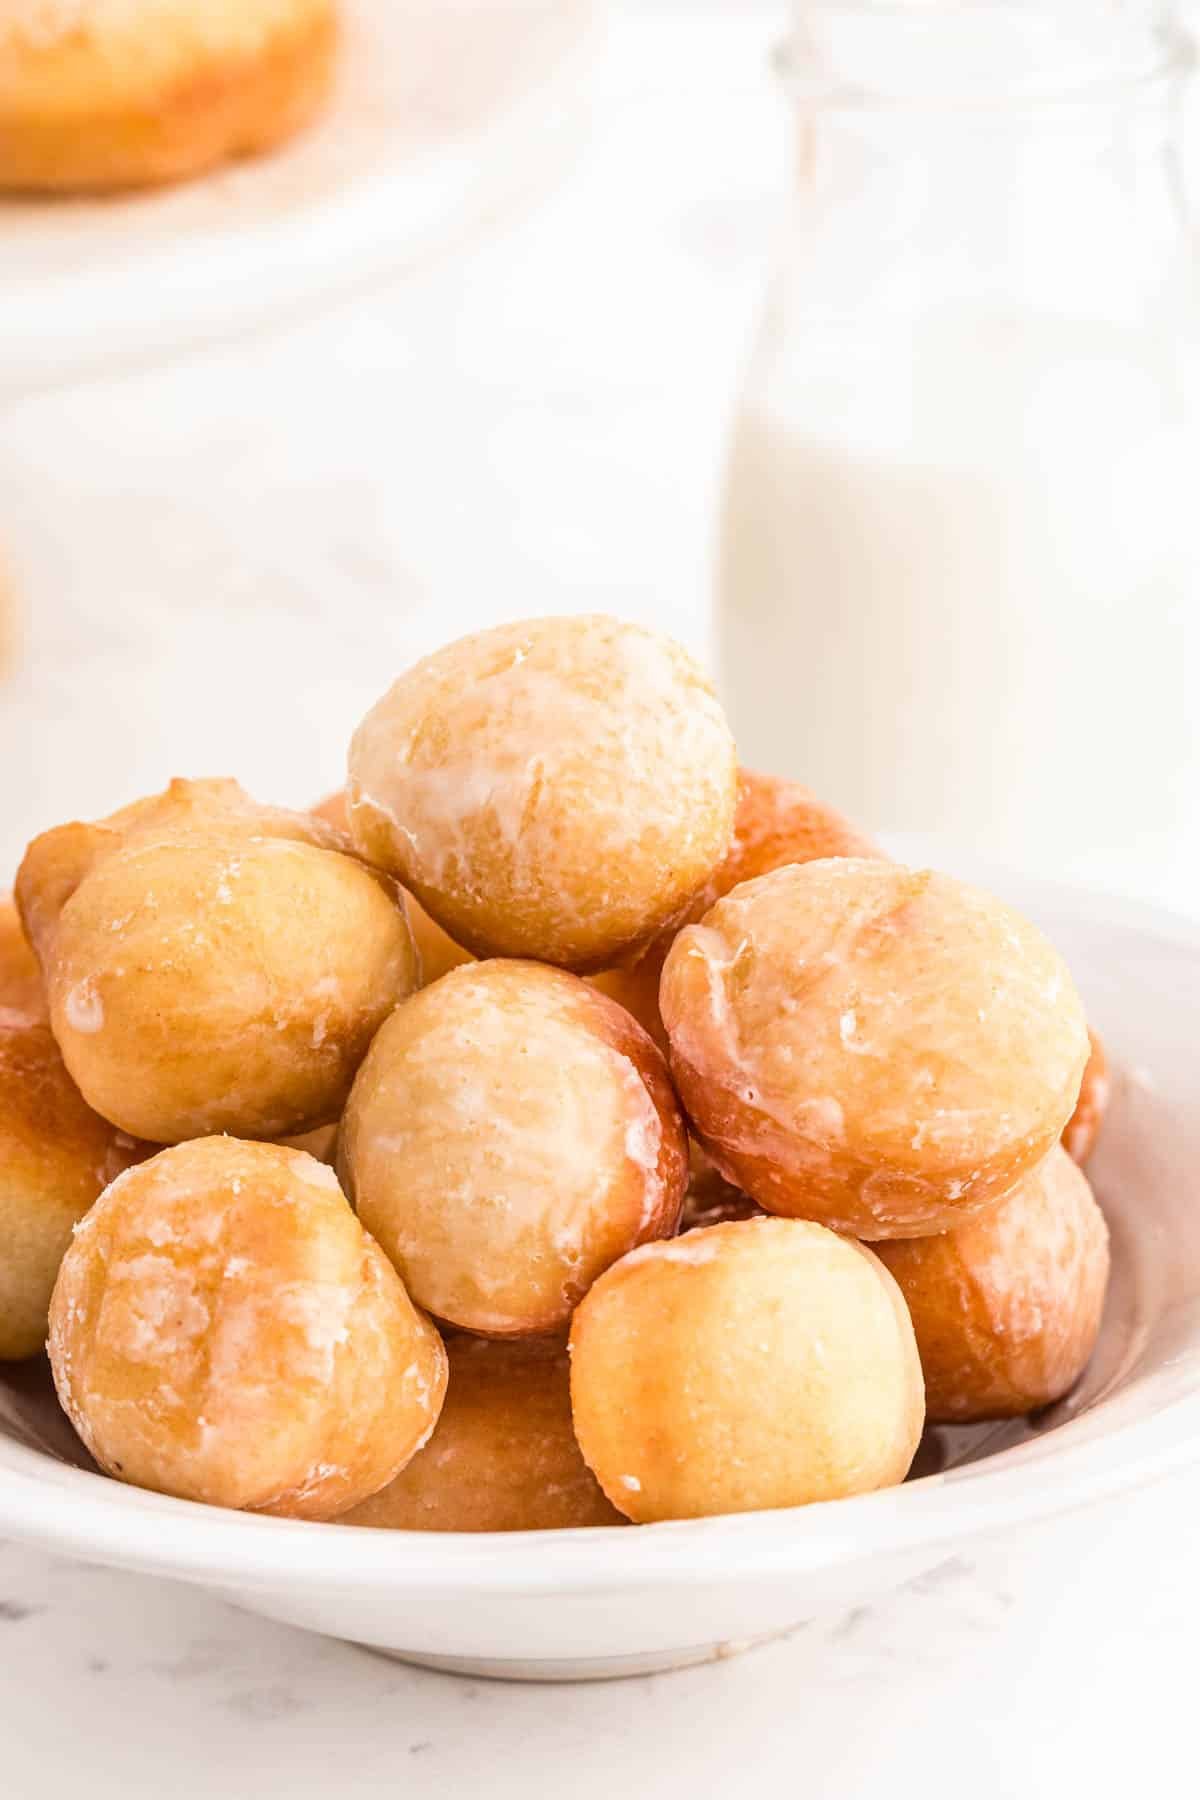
0,0 -> 339,194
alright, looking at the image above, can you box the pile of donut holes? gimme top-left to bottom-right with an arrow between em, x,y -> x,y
2,614 -> 1111,1530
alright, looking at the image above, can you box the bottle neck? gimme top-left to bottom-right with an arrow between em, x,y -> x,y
783,0 -> 1190,110
790,62 -> 1186,186
778,6 -> 1194,325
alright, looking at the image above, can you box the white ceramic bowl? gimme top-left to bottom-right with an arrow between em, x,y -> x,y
3,870 -> 1199,1682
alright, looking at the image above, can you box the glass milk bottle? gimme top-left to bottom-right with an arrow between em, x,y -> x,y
718,1 -> 1200,904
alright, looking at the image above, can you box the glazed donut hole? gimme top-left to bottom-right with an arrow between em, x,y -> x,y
0,1013 -> 147,1361
589,766 -> 882,1052
18,779 -> 418,1143
17,776 -> 354,964
569,1218 -> 925,1524
339,959 -> 688,1338
874,1146 -> 1110,1424
346,614 -> 738,971
341,1335 -> 624,1533
661,859 -> 1090,1239
0,0 -> 340,195
48,1137 -> 447,1518
1063,1029 -> 1111,1166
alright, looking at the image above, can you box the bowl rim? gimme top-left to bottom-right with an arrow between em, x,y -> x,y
3,866 -> 1199,1594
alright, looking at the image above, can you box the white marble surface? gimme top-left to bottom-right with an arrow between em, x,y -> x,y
2,1472 -> 1197,1797
1,5 -> 1196,1792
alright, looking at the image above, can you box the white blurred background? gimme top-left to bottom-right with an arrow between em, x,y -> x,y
5,0 -> 1199,906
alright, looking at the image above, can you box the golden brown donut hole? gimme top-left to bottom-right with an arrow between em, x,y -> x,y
1063,1029 -> 1110,1166
587,954 -> 671,1055
0,1014 -> 148,1361
339,959 -> 688,1338
0,0 -> 340,195
340,1336 -> 624,1533
18,780 -> 418,1143
695,767 -> 881,913
48,1137 -> 447,1518
278,1123 -> 339,1165
874,1146 -> 1110,1423
346,615 -> 738,971
661,859 -> 1090,1239
569,1218 -> 925,1523
0,892 -> 44,1020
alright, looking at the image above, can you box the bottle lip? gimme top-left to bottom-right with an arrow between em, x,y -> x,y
776,2 -> 1195,113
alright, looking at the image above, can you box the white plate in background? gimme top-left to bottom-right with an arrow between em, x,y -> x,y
1,0 -> 600,398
